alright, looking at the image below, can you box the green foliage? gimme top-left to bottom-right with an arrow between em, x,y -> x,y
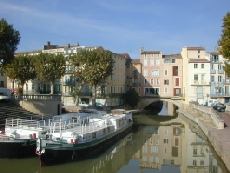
0,18 -> 20,66
71,48 -> 113,87
4,55 -> 36,94
34,53 -> 66,94
124,88 -> 139,108
219,12 -> 230,75
71,48 -> 113,105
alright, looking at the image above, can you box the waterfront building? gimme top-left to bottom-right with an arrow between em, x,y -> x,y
209,52 -> 230,103
139,50 -> 183,98
140,50 -> 162,96
161,54 -> 183,97
8,42 -> 128,107
181,47 -> 210,104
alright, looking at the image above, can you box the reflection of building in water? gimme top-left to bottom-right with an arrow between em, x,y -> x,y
182,121 -> 224,173
133,118 -> 225,173
133,124 -> 183,169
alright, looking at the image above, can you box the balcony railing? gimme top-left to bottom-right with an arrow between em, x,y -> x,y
210,69 -> 216,74
218,69 -> 224,74
192,80 -> 210,85
210,81 -> 225,86
15,94 -> 62,101
210,93 -> 230,97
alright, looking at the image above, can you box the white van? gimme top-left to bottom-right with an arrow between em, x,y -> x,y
0,87 -> 12,100
207,99 -> 218,107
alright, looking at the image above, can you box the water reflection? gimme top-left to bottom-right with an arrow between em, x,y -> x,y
0,112 -> 228,173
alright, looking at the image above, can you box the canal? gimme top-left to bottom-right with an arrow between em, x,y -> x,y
0,102 -> 229,173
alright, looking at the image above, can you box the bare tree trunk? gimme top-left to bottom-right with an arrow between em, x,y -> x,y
92,85 -> 97,107
50,81 -> 54,94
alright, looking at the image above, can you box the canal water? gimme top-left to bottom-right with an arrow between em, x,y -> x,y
0,102 -> 229,173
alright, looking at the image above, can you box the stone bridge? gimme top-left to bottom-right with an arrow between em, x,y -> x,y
137,96 -> 183,109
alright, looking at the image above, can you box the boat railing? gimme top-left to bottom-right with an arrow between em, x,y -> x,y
5,118 -> 47,129
50,117 -> 112,136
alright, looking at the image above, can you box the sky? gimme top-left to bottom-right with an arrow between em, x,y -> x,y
0,0 -> 230,58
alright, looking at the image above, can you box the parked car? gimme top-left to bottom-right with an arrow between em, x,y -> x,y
212,102 -> 226,112
207,99 -> 218,107
0,87 -> 12,101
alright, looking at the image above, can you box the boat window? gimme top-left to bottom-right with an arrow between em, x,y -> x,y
92,132 -> 96,139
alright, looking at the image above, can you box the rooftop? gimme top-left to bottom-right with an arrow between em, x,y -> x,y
185,47 -> 205,51
141,51 -> 161,55
189,59 -> 210,63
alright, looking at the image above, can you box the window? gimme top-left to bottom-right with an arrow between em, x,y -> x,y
151,79 -> 153,84
201,64 -> 204,68
152,70 -> 159,77
198,55 -> 200,58
165,70 -> 167,75
197,86 -> 203,99
193,160 -> 197,166
194,64 -> 198,68
0,81 -> 4,87
175,138 -> 179,146
172,59 -> 175,63
144,79 -> 147,84
211,76 -> 215,82
174,88 -> 181,96
175,78 -> 179,86
218,76 -> 222,82
151,146 -> 158,153
172,66 -> 178,76
194,74 -> 198,81
218,65 -> 222,70
164,139 -> 168,144
193,148 -> 198,155
164,80 -> 169,85
165,88 -> 167,93
156,59 -> 160,65
156,79 -> 160,85
200,160 -> 204,166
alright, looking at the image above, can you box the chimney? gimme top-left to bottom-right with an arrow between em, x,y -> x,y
47,41 -> 51,46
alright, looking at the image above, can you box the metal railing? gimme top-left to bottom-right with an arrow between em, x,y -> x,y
15,94 -> 61,101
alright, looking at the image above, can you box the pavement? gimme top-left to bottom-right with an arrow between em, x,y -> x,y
207,111 -> 230,171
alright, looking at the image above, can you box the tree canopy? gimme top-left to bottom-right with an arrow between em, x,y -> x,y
71,48 -> 113,87
34,53 -> 66,94
0,18 -> 20,67
4,55 -> 36,94
219,12 -> 230,75
71,48 -> 113,105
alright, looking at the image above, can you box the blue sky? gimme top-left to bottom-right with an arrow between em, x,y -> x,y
0,0 -> 230,58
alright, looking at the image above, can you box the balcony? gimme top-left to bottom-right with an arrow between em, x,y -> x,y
210,69 -> 216,74
218,69 -> 224,74
192,80 -> 210,86
210,81 -> 224,87
225,79 -> 230,85
210,93 -> 230,98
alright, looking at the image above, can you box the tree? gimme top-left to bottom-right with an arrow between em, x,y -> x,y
71,48 -> 113,106
219,12 -> 230,75
34,53 -> 66,94
124,88 -> 139,108
0,18 -> 20,67
4,55 -> 36,94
